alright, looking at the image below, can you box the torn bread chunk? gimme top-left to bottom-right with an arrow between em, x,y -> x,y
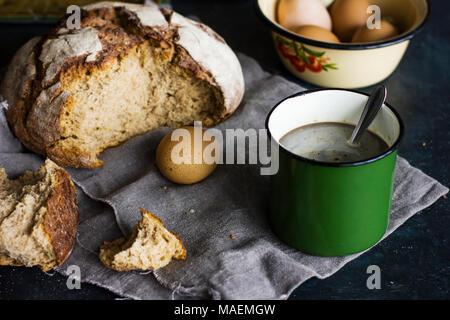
0,160 -> 78,271
99,208 -> 186,271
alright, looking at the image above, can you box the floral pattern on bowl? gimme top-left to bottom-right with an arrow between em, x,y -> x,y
275,35 -> 338,73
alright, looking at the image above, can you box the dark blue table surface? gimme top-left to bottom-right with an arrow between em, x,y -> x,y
0,0 -> 448,300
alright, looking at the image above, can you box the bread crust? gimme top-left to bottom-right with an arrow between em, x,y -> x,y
1,2 -> 244,169
43,168 -> 79,268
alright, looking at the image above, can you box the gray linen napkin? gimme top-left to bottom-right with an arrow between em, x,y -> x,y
0,54 -> 447,300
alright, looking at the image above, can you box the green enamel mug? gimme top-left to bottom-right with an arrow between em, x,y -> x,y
266,89 -> 404,256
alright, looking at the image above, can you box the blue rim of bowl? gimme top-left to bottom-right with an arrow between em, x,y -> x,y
255,0 -> 430,50
265,88 -> 405,167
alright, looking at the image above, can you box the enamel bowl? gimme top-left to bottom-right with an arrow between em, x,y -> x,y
256,0 -> 429,88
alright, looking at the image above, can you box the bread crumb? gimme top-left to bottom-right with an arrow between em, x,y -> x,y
188,209 -> 195,214
230,234 -> 236,239
421,142 -> 426,147
161,186 -> 168,190
443,194 -> 448,199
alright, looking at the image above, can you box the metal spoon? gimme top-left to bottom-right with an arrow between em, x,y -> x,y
348,85 -> 387,147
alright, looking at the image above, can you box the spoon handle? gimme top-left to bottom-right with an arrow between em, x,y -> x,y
349,85 -> 387,145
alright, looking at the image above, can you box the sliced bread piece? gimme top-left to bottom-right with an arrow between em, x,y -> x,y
0,160 -> 78,271
100,208 -> 186,271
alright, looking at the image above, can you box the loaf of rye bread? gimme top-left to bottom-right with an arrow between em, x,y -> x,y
0,160 -> 78,271
0,2 -> 245,168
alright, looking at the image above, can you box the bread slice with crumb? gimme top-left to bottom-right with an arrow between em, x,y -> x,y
100,208 -> 186,271
0,160 -> 78,271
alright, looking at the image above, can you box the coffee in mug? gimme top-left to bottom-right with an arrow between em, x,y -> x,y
280,122 -> 389,163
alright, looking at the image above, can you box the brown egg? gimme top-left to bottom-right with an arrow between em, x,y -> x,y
293,25 -> 341,43
351,20 -> 399,43
156,126 -> 218,184
330,0 -> 371,42
278,0 -> 332,32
